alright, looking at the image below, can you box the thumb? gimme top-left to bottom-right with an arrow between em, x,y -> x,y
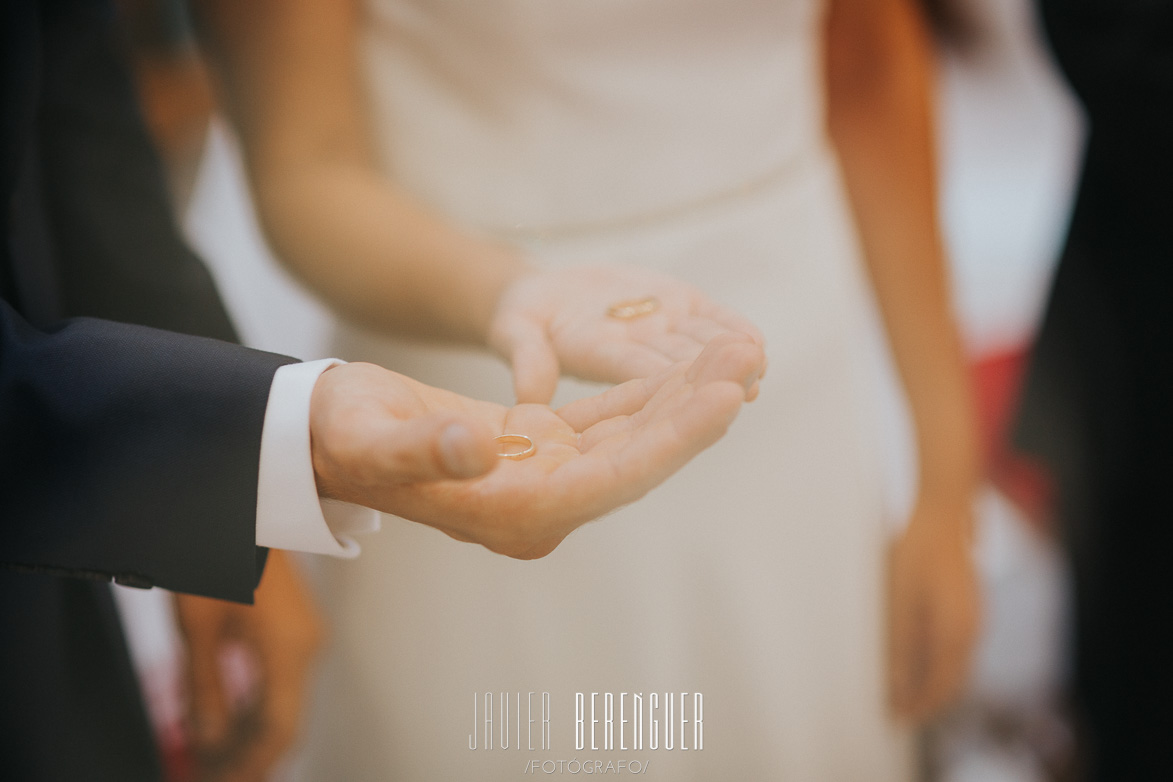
507,323 -> 561,404
378,414 -> 498,482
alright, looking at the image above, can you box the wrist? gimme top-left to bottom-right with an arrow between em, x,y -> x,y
908,476 -> 977,543
914,409 -> 981,512
912,442 -> 980,537
917,465 -> 978,507
309,363 -> 350,502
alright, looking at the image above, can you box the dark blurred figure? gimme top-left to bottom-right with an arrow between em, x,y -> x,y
116,0 -> 214,203
920,0 -> 980,47
1,2 -> 320,780
1016,1 -> 1173,779
2,0 -> 240,777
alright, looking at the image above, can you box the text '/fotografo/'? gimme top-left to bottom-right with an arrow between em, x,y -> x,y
523,758 -> 652,774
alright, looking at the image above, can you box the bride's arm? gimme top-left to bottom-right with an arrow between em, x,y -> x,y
191,0 -> 764,403
824,0 -> 981,723
193,0 -> 526,345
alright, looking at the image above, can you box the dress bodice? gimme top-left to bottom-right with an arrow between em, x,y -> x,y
360,0 -> 825,235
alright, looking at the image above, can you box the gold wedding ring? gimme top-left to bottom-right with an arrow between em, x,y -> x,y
494,433 -> 536,460
606,296 -> 660,320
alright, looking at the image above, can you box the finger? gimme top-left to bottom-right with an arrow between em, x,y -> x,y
673,316 -> 734,346
581,340 -> 675,385
577,412 -> 637,453
557,373 -> 665,432
678,321 -> 768,393
213,550 -> 321,782
560,379 -> 747,521
179,607 -> 232,750
216,698 -> 300,782
642,332 -> 705,364
673,316 -> 769,397
559,334 -> 762,432
215,648 -> 310,780
610,379 -> 746,498
508,323 -> 562,404
375,413 -> 498,482
886,559 -> 918,720
690,299 -> 766,345
917,602 -> 978,722
921,645 -> 968,722
684,332 -> 766,393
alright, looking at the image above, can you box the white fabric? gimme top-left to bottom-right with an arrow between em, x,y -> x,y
307,1 -> 913,779
256,359 -> 380,557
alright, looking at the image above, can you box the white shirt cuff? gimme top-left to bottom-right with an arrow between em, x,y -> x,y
256,359 -> 381,557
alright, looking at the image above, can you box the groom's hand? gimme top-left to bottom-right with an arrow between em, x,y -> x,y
308,334 -> 764,558
309,362 -> 501,499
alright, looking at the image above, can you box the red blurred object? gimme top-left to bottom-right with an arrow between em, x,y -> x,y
970,347 -> 1054,530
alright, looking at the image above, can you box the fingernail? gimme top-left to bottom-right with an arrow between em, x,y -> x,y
439,423 -> 486,478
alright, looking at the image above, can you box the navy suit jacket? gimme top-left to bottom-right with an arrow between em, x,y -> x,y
2,0 -> 297,778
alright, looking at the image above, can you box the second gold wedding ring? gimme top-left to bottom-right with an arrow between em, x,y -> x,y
494,434 -> 536,460
607,296 -> 660,319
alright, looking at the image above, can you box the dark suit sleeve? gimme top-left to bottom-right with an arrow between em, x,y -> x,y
0,302 -> 297,603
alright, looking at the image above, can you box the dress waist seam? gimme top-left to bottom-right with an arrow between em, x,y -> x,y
490,143 -> 830,245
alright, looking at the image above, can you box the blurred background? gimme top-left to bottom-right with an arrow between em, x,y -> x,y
112,0 -> 1086,779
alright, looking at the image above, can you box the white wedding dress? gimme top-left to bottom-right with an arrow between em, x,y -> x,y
304,1 -> 913,778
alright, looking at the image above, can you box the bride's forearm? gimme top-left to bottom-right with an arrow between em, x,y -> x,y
826,0 -> 980,519
194,0 -> 528,346
251,161 -> 528,345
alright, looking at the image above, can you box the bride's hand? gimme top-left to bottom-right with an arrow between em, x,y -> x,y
887,494 -> 981,723
311,333 -> 765,558
487,265 -> 766,404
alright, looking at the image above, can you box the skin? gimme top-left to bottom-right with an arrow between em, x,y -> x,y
178,335 -> 762,781
180,7 -> 767,776
172,0 -> 976,776
192,0 -> 764,405
174,551 -> 323,782
310,334 -> 765,559
826,0 -> 982,723
488,265 -> 764,403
